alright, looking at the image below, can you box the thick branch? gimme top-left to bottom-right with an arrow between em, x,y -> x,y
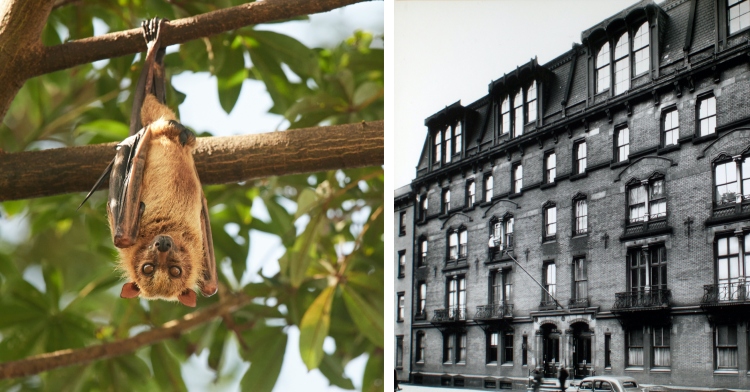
31,0 -> 366,78
0,294 -> 253,379
0,120 -> 383,202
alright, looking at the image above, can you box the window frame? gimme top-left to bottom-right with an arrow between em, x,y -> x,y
397,250 -> 406,278
417,281 -> 427,318
543,202 -> 557,241
396,335 -> 404,369
446,275 -> 467,320
484,174 -> 494,203
613,32 -> 630,95
397,292 -> 405,322
652,326 -> 671,368
503,332 -> 514,364
573,256 -> 588,301
416,331 -> 426,363
593,20 -> 651,98
527,81 -> 537,124
434,129 -> 442,165
398,211 -> 406,236
615,126 -> 630,163
632,22 -> 650,77
626,176 -> 667,224
627,327 -> 645,367
573,196 -> 588,235
728,0 -> 750,35
442,188 -> 451,215
544,150 -> 556,184
487,331 -> 499,364
418,237 -> 428,267
697,94 -> 717,137
661,107 -> 679,148
542,261 -> 557,306
466,179 -> 476,207
713,156 -> 750,206
512,162 -> 523,194
716,324 -> 739,370
595,42 -> 611,94
573,139 -> 587,175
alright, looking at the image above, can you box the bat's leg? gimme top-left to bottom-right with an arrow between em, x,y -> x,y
198,192 -> 218,297
112,128 -> 152,248
129,17 -> 167,136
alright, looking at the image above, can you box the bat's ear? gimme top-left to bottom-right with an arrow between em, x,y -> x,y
178,289 -> 197,307
199,281 -> 218,298
120,282 -> 140,298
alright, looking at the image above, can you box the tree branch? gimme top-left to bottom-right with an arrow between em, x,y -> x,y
32,0 -> 366,78
0,294 -> 253,380
0,120 -> 383,202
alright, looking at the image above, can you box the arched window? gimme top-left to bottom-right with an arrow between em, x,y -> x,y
527,81 -> 537,123
445,125 -> 453,163
513,91 -> 524,137
595,42 -> 610,93
434,129 -> 442,164
632,22 -> 649,76
501,98 -> 511,135
613,33 -> 630,95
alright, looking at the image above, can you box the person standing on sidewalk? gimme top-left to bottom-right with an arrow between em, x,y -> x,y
558,365 -> 568,392
395,369 -> 402,391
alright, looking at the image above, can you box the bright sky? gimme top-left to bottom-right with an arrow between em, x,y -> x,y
394,0 -> 642,189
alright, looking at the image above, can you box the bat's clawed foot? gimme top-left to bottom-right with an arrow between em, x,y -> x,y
141,17 -> 166,46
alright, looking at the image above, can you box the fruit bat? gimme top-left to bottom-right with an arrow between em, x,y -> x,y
81,18 -> 217,307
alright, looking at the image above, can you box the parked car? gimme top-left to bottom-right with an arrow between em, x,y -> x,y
566,376 -> 643,392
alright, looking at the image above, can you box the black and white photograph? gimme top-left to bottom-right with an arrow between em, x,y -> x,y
394,0 -> 750,390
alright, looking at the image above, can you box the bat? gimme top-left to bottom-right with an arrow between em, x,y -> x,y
81,18 -> 217,307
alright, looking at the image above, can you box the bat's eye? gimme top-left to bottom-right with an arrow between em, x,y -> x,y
169,266 -> 182,277
142,263 -> 155,276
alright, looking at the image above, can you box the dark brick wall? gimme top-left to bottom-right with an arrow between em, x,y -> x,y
404,0 -> 750,389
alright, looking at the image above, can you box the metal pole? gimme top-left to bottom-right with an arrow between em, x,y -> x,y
504,250 -> 565,310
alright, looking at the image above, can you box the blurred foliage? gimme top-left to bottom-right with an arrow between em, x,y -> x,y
0,1 -> 383,391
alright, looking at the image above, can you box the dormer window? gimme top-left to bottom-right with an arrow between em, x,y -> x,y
729,0 -> 750,34
434,130 -> 442,164
527,81 -> 537,123
513,91 -> 524,137
445,126 -> 452,163
501,98 -> 511,135
434,122 -> 463,165
594,21 -> 650,97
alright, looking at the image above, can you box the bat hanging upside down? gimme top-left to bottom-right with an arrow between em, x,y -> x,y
82,18 -> 217,307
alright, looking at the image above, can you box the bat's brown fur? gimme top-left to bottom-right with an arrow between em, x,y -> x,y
113,95 -> 204,301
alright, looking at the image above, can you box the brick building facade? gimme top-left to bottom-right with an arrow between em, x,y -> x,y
395,0 -> 750,389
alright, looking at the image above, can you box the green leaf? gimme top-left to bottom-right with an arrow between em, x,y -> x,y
151,342 -> 188,392
362,350 -> 384,392
216,36 -> 247,114
341,284 -> 383,347
299,285 -> 335,370
249,30 -> 317,78
240,326 -> 287,392
208,325 -> 228,371
353,82 -> 383,107
76,119 -> 129,141
319,353 -> 355,390
294,188 -> 318,219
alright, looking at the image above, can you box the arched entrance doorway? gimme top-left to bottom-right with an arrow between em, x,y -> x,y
540,324 -> 560,377
571,322 -> 592,379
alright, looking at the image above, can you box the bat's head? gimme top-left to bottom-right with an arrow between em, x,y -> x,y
119,233 -> 201,307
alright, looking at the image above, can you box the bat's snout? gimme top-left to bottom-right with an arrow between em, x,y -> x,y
154,235 -> 173,253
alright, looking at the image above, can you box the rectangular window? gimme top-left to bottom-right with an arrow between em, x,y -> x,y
573,257 -> 588,300
445,125 -> 452,163
614,33 -> 630,95
397,293 -> 405,322
467,180 -> 476,206
543,262 -> 557,304
574,141 -> 587,174
396,336 -> 404,369
545,152 -> 556,183
575,198 -> 588,234
716,161 -> 740,204
491,269 -> 512,304
444,333 -> 454,363
629,184 -> 647,223
544,205 -> 557,240
503,332 -> 514,363
663,109 -> 679,147
504,217 -> 514,249
501,98 -> 510,135
398,211 -> 406,236
512,163 -> 523,193
443,189 -> 451,214
513,91 -> 524,137
447,276 -> 466,320
416,332 -> 425,363
485,175 -> 494,202
604,334 -> 612,368
699,96 -> 717,136
417,282 -> 427,317
488,332 -> 499,363
458,229 -> 468,258
434,130 -> 442,164
522,336 -> 528,366
616,127 -> 630,162
650,179 -> 666,219
419,239 -> 427,267
398,250 -> 406,278
449,232 -> 458,260
527,81 -> 537,123
420,195 -> 428,220
717,236 -> 741,301
627,328 -> 644,367
652,327 -> 671,368
457,333 -> 467,363
716,324 -> 738,369
729,0 -> 750,34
